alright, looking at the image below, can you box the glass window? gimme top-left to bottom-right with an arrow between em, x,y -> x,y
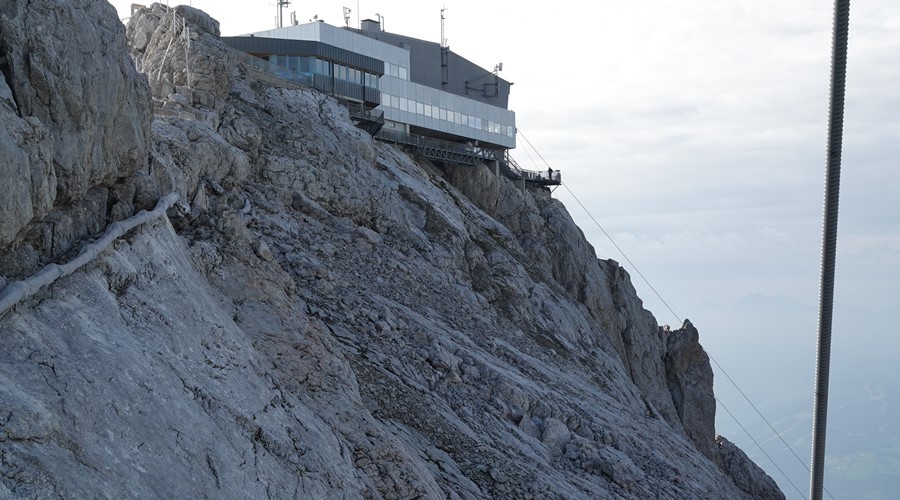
447,110 -> 454,123
316,58 -> 331,76
399,66 -> 408,80
416,102 -> 424,115
391,95 -> 399,108
298,56 -> 312,74
475,117 -> 482,129
439,108 -> 447,121
391,64 -> 399,78
424,105 -> 432,117
399,97 -> 408,112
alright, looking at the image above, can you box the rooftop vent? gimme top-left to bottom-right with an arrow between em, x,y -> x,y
361,18 -> 381,32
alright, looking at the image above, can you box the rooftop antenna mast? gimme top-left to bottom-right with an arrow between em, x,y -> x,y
440,7 -> 449,87
440,6 -> 448,47
276,0 -> 290,28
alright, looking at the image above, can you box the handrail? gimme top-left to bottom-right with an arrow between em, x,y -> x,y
345,101 -> 384,122
375,129 -> 497,162
0,192 -> 180,318
501,152 -> 561,185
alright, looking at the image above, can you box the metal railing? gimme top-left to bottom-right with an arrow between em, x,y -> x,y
500,152 -> 561,185
375,129 -> 498,166
344,101 -> 385,135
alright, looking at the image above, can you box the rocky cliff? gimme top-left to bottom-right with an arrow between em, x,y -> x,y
0,3 -> 783,498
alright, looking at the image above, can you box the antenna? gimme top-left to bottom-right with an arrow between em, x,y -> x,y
343,6 -> 352,27
276,0 -> 290,28
440,6 -> 447,47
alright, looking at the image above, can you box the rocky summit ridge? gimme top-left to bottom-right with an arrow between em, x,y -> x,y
0,2 -> 783,498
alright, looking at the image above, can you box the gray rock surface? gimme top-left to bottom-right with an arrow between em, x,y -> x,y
0,4 -> 785,499
0,0 -> 151,267
718,436 -> 787,500
665,320 -> 717,461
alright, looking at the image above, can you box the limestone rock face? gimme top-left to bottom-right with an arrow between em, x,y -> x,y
665,320 -> 717,461
443,164 -> 680,432
128,4 -> 231,111
0,0 -> 151,273
0,5 -> 785,499
0,111 -> 54,248
717,436 -> 787,500
0,0 -> 150,213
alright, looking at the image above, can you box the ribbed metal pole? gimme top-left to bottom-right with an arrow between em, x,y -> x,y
810,0 -> 851,499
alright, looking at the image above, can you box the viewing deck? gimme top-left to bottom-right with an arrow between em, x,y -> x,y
500,153 -> 561,186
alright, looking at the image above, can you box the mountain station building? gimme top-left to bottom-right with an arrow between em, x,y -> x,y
223,17 -> 559,185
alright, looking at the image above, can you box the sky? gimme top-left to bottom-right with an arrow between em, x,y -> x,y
111,1 -> 899,496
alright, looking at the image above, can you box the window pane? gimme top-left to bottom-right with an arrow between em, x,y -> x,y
399,66 -> 407,80
416,102 -> 424,114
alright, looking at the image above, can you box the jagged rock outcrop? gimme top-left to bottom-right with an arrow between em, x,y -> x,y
717,436 -> 786,500
665,320 -> 717,461
0,3 -> 785,499
0,0 -> 152,273
128,3 -> 231,116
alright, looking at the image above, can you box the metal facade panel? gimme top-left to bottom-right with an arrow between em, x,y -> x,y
222,36 -> 385,75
